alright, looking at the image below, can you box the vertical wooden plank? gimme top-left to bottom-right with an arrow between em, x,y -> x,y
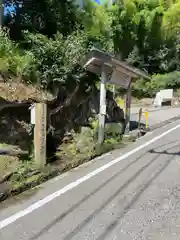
125,80 -> 132,132
34,103 -> 47,167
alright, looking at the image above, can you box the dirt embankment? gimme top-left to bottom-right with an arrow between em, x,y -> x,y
0,80 -> 127,202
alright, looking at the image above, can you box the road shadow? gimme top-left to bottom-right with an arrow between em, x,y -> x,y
129,121 -> 145,131
150,149 -> 180,156
149,142 -> 180,156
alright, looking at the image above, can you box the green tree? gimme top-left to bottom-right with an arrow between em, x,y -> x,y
4,0 -> 82,40
82,0 -> 114,51
163,0 -> 180,36
111,0 -> 167,74
3,0 -> 180,95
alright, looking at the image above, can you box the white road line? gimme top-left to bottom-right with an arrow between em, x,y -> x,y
1,123 -> 180,230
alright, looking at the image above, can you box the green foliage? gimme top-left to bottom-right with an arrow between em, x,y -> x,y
0,29 -> 34,77
82,0 -> 114,51
5,0 -> 82,38
90,117 -> 124,141
2,0 -> 180,97
23,30 -> 89,89
133,71 -> 180,98
112,0 -> 166,73
105,122 -> 124,140
163,0 -> 180,36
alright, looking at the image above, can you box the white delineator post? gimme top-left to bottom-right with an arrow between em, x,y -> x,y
98,65 -> 107,144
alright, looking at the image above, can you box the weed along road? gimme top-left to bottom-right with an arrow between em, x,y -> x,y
1,120 -> 180,239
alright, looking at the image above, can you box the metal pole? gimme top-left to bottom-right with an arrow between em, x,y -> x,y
98,65 -> 107,144
112,85 -> 115,98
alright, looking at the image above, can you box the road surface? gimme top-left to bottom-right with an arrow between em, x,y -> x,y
130,106 -> 180,129
1,119 -> 180,239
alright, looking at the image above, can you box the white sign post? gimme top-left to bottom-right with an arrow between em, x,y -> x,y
98,65 -> 107,144
125,80 -> 132,130
82,48 -> 150,143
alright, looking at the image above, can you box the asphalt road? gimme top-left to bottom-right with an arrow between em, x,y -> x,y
1,119 -> 180,239
130,106 -> 180,128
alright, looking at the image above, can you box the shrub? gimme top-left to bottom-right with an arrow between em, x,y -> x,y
0,29 -> 34,78
132,71 -> 180,98
23,30 -> 89,89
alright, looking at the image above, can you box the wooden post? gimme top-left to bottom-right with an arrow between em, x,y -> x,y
138,108 -> 143,130
34,103 -> 47,167
125,80 -> 132,132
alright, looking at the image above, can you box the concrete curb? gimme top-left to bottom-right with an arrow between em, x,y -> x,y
0,143 -> 123,203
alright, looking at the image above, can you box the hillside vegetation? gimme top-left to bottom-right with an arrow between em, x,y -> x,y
1,0 -> 180,200
1,0 -> 180,97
